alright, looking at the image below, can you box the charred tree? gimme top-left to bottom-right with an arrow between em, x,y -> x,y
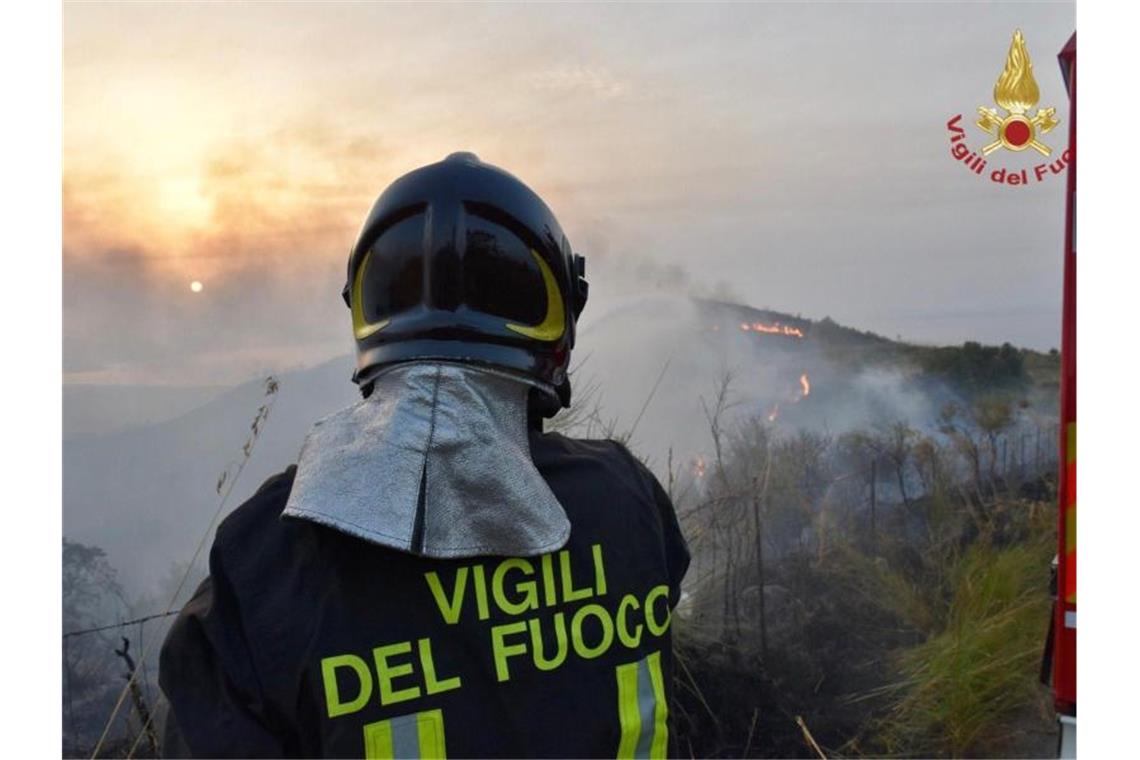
114,637 -> 159,758
751,479 -> 769,663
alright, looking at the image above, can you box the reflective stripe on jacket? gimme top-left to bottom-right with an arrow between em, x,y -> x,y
159,431 -> 690,758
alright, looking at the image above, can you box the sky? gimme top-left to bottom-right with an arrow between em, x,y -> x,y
63,1 -> 1075,386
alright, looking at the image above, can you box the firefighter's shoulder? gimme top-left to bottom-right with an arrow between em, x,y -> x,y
531,431 -> 665,508
533,431 -> 689,594
210,465 -> 309,570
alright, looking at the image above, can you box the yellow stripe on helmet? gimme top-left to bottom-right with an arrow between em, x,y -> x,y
352,251 -> 390,340
505,249 -> 566,342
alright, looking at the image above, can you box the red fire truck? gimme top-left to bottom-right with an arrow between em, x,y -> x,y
1045,30 -> 1076,759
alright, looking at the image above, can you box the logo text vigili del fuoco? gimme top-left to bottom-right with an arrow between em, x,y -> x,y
947,29 -> 1070,186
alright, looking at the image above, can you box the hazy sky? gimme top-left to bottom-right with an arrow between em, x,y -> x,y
63,1 -> 1075,386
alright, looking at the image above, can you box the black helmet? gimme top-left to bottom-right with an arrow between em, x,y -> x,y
344,152 -> 588,412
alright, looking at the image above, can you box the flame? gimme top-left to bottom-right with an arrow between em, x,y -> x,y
993,29 -> 1040,114
791,371 -> 812,404
765,371 -> 812,422
739,321 -> 804,338
692,455 -> 707,479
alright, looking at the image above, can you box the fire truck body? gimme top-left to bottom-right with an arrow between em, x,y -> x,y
1053,30 -> 1077,759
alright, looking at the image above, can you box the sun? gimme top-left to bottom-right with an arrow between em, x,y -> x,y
190,280 -> 203,293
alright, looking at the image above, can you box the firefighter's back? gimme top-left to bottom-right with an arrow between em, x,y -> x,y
160,429 -> 688,758
160,153 -> 689,758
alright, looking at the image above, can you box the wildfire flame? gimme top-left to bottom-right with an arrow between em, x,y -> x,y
993,29 -> 1040,114
692,455 -> 707,479
770,371 -> 811,422
767,403 -> 780,423
739,321 -> 804,338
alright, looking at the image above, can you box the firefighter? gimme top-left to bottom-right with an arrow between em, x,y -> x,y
159,152 -> 690,759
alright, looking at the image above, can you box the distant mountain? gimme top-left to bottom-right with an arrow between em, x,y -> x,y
63,296 -> 1057,596
64,383 -> 228,438
63,355 -> 360,590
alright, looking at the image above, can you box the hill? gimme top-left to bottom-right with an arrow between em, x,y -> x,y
62,296 -> 1058,597
63,383 -> 227,438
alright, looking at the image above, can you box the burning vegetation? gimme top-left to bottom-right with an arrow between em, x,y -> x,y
763,372 -> 812,424
62,300 -> 1061,758
564,302 -> 1059,756
740,321 -> 805,338
660,370 -> 1059,758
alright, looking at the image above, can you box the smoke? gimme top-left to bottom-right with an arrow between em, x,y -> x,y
61,114 -> 408,384
62,287 -> 1055,605
566,294 -> 948,476
63,243 -> 350,385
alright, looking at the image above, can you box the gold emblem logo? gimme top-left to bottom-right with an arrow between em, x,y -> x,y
975,29 -> 1059,156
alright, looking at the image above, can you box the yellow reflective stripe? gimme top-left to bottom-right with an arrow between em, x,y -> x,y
616,653 -> 669,759
1066,422 -> 1076,464
363,710 -> 447,759
616,661 -> 642,759
416,709 -> 447,759
646,651 -> 669,760
363,719 -> 394,759
504,249 -> 566,342
352,252 -> 390,340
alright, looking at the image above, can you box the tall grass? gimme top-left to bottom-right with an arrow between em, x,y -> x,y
663,371 -> 1058,757
875,507 -> 1054,757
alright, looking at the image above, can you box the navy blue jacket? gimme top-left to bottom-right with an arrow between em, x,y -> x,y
159,432 -> 689,758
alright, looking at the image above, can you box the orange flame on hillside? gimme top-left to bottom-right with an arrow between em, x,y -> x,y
770,371 -> 812,422
740,321 -> 804,338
